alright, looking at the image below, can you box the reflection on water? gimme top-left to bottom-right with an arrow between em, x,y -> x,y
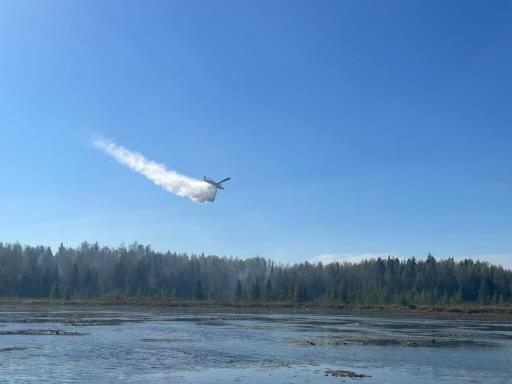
0,307 -> 511,383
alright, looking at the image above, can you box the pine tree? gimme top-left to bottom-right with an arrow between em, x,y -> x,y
235,279 -> 243,301
194,281 -> 204,300
265,279 -> 272,301
49,283 -> 61,299
71,262 -> 80,297
250,280 -> 261,301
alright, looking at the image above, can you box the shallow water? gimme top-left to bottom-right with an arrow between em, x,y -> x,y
0,307 -> 511,383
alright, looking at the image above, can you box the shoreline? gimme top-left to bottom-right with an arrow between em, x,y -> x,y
0,298 -> 511,322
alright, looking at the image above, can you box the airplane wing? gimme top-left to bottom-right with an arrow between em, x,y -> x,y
218,177 -> 231,184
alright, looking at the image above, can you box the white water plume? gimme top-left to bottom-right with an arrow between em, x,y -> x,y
93,137 -> 217,203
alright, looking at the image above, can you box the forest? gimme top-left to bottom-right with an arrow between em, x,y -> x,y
0,242 -> 511,305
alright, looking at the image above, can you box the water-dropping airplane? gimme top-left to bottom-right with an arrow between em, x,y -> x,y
203,176 -> 231,190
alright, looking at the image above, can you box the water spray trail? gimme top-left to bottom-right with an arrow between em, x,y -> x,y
93,137 -> 217,203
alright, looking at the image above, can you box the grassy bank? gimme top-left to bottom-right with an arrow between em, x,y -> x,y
1,297 -> 511,321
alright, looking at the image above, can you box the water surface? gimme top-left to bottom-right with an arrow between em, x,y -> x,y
0,307 -> 510,383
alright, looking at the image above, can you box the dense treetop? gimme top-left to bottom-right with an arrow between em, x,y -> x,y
0,242 -> 510,305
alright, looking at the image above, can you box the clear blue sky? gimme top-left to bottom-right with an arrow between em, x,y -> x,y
1,1 -> 511,266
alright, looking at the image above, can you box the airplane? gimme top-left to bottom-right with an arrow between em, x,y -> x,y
203,176 -> 231,190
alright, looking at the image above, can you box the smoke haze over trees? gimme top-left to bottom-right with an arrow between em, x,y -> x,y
0,242 -> 511,305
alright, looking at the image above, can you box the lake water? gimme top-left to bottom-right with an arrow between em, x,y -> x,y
0,307 -> 511,383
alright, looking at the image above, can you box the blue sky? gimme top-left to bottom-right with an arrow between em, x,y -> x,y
0,1 -> 511,266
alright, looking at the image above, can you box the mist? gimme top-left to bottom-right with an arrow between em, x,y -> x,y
93,137 -> 217,203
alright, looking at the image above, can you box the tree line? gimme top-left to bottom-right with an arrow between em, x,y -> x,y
0,242 -> 511,305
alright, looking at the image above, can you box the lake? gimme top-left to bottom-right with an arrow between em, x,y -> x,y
0,306 -> 511,383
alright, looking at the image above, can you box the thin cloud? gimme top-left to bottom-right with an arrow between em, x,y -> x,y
452,253 -> 512,269
311,252 -> 512,269
311,252 -> 392,265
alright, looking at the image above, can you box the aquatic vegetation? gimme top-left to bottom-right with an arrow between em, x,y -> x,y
325,369 -> 370,378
